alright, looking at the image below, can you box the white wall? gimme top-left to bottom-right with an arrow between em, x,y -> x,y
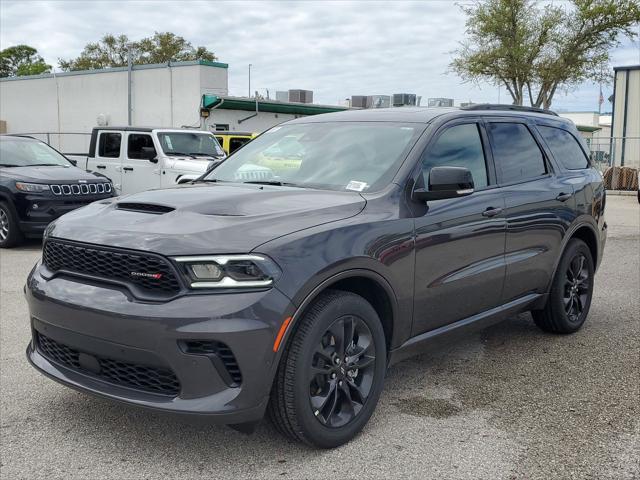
0,63 -> 229,153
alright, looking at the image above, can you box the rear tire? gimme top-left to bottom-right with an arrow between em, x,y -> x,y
268,290 -> 387,448
0,201 -> 24,248
532,238 -> 594,334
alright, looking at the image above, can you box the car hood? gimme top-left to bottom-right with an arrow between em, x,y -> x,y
47,183 -> 366,255
0,165 -> 108,182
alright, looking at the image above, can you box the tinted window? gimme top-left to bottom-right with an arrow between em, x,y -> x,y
487,123 -> 546,183
422,123 -> 488,189
229,137 -> 251,153
127,134 -> 156,159
538,126 -> 589,170
98,132 -> 121,158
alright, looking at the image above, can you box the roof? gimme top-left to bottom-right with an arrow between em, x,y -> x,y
613,65 -> 640,72
288,106 -> 457,123
215,96 -> 347,116
213,131 -> 255,136
91,127 -> 210,133
286,105 -> 573,125
0,60 -> 228,82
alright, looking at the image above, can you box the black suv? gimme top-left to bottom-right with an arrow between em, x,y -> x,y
26,105 -> 606,448
0,135 -> 115,247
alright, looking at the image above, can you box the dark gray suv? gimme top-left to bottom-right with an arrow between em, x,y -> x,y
26,105 -> 607,448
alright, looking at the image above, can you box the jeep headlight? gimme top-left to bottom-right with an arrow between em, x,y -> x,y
15,182 -> 50,193
173,254 -> 280,288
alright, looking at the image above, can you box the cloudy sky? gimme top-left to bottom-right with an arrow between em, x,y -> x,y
1,0 -> 639,111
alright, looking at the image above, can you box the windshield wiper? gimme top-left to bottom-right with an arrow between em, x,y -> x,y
0,163 -> 21,167
165,151 -> 196,158
189,152 -> 224,158
29,163 -> 65,166
190,178 -> 228,183
242,180 -> 299,187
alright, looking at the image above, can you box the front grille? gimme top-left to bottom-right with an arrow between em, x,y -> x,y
43,240 -> 181,297
181,340 -> 242,385
36,332 -> 181,396
51,182 -> 112,196
116,203 -> 175,214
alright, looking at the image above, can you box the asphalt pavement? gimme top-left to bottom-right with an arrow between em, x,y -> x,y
1,195 -> 638,480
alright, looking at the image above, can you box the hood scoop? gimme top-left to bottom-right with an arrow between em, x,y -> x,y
115,202 -> 175,214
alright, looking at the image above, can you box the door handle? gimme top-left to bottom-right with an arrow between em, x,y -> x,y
96,165 -> 106,169
123,167 -> 134,172
482,207 -> 503,217
556,192 -> 572,202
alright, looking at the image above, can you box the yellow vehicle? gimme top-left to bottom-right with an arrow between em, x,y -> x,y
214,131 -> 258,155
254,135 -> 304,175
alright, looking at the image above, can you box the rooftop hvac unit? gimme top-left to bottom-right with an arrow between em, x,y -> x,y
351,96 -> 368,108
393,94 -> 417,106
367,95 -> 391,109
288,89 -> 313,104
427,98 -> 454,107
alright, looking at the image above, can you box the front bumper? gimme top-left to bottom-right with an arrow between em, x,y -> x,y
25,265 -> 295,423
16,192 -> 113,237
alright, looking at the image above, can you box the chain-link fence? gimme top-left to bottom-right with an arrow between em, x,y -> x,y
586,136 -> 639,191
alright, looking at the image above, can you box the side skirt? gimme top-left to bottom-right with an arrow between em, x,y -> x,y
388,293 -> 547,366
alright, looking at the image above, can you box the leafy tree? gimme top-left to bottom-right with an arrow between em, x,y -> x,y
0,45 -> 51,77
59,32 -> 216,71
451,0 -> 640,108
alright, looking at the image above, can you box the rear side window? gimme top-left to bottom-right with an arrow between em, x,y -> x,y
127,133 -> 156,159
487,123 -> 546,183
98,132 -> 121,158
421,123 -> 488,189
538,126 -> 589,170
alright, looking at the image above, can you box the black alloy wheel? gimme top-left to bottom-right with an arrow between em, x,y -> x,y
532,238 -> 594,334
309,315 -> 376,427
269,290 -> 387,448
563,253 -> 590,322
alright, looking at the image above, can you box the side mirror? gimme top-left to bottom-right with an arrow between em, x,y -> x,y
141,147 -> 158,163
412,166 -> 475,202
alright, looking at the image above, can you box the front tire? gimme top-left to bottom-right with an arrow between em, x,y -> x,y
269,290 -> 387,448
532,238 -> 594,334
0,201 -> 24,248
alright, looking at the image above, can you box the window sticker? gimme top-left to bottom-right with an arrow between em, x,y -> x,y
345,180 -> 368,192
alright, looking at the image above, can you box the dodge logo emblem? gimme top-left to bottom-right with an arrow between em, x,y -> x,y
130,272 -> 163,280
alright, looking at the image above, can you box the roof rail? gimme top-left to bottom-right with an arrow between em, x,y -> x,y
460,103 -> 558,116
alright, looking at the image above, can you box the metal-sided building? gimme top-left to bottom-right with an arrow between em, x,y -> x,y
610,65 -> 639,169
0,61 -> 345,153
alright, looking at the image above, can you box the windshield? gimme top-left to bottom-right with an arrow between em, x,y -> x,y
157,132 -> 225,158
0,137 -> 72,167
206,122 -> 423,191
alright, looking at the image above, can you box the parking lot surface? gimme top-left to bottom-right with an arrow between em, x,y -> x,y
1,195 -> 638,480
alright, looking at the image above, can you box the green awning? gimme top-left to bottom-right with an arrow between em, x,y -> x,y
216,97 -> 347,116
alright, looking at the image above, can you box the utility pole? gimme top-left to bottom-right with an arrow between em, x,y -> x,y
248,64 -> 252,98
127,47 -> 133,126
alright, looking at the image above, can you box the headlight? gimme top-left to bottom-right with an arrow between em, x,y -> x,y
15,182 -> 50,193
172,254 -> 281,289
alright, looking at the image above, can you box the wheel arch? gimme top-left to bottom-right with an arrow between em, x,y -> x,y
280,269 -> 399,356
547,221 -> 600,293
